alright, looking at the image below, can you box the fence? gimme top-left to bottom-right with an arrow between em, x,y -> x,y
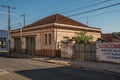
61,42 -> 96,61
73,44 -> 96,61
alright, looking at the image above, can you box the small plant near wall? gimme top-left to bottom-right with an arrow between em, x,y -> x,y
74,32 -> 93,44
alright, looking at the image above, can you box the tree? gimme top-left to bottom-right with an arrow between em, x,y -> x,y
113,32 -> 120,36
75,32 -> 93,44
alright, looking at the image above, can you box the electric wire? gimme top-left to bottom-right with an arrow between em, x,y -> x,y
68,2 -> 120,17
61,0 -> 111,14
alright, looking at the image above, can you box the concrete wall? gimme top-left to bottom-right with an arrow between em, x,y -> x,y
61,42 -> 96,61
11,27 -> 56,56
86,32 -> 101,41
61,42 -> 74,59
96,42 -> 120,63
55,29 -> 101,43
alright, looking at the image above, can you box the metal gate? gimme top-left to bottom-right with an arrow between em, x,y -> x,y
85,44 -> 96,61
73,44 -> 85,61
73,44 -> 96,61
14,38 -> 21,54
26,37 -> 35,55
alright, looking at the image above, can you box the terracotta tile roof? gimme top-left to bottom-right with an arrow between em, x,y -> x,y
102,33 -> 120,42
24,14 -> 98,29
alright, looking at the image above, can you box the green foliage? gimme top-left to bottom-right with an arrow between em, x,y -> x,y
75,32 -> 93,44
113,32 -> 120,36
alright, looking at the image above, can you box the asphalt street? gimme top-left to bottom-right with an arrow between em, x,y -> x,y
0,54 -> 120,80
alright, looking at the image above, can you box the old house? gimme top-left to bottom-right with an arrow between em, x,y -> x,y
10,14 -> 101,57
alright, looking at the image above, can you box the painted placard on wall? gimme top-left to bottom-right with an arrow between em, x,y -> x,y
96,43 -> 120,63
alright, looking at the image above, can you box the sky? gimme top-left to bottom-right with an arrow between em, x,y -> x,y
0,0 -> 120,33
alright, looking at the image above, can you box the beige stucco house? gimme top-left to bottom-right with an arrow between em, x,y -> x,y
10,14 -> 101,57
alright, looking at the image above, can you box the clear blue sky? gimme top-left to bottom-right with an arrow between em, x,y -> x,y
0,0 -> 120,33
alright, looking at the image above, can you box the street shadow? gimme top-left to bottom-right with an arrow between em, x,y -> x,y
0,53 -> 17,58
15,66 -> 120,80
0,52 -> 39,59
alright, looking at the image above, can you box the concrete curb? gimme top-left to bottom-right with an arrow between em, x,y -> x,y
32,58 -> 71,66
32,58 -> 120,74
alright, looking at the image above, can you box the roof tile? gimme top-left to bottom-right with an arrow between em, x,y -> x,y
25,14 -> 92,28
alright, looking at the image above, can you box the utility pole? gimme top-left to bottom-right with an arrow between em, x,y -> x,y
87,16 -> 89,25
1,5 -> 15,53
20,14 -> 25,27
20,14 -> 25,53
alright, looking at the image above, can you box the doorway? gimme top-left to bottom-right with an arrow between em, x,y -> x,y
14,38 -> 21,54
26,37 -> 35,55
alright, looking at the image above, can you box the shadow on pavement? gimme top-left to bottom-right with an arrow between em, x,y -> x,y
0,52 -> 39,59
15,66 -> 120,80
0,53 -> 17,58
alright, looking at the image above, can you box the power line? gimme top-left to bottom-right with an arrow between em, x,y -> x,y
77,8 -> 120,19
1,5 -> 15,30
61,0 -> 111,14
24,0 -> 111,26
67,2 -> 120,17
87,8 -> 120,18
0,16 -> 7,22
24,0 -> 98,25
0,0 -> 108,28
1,1 -> 119,30
7,8 -> 120,30
54,0 -> 92,13
59,0 -> 99,13
1,5 -> 15,53
20,14 -> 25,27
78,8 -> 120,25
1,27 -> 8,29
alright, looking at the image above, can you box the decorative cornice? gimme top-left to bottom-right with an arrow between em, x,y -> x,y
11,23 -> 101,33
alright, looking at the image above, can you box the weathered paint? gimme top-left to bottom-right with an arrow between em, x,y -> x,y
10,17 -> 101,57
96,42 -> 120,63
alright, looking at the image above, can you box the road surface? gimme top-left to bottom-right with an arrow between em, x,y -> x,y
0,54 -> 119,80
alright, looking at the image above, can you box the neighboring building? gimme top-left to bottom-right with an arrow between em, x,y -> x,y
10,14 -> 101,57
102,33 -> 120,42
0,30 -> 8,52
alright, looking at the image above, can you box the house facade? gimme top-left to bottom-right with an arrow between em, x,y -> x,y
0,30 -> 8,52
10,14 -> 101,57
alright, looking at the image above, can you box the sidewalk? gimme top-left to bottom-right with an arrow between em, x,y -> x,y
32,57 -> 120,74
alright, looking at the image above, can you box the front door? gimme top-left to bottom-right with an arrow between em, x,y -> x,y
26,37 -> 35,55
14,38 -> 21,54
